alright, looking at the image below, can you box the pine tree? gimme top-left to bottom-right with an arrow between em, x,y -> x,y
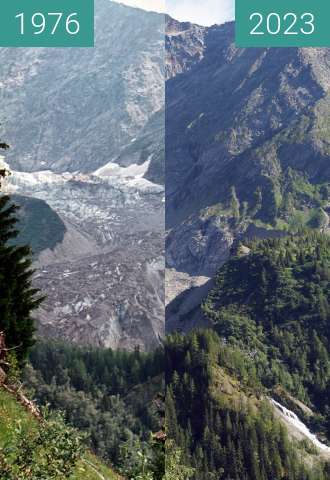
165,441 -> 195,480
262,179 -> 280,225
0,144 -> 43,365
166,388 -> 179,441
250,187 -> 262,218
230,186 -> 240,221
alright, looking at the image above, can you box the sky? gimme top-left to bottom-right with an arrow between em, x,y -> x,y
167,0 -> 234,25
112,0 -> 165,13
112,0 -> 235,26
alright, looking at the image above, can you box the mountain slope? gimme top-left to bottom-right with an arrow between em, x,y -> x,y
0,388 -> 119,479
165,17 -> 330,479
165,18 -> 330,327
0,0 -> 164,177
1,1 -> 165,351
166,20 -> 330,227
24,339 -> 165,478
115,108 -> 165,184
12,194 -> 66,255
203,232 -> 330,441
167,330 -> 330,480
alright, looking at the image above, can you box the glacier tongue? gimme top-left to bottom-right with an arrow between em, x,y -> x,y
7,167 -> 165,351
270,399 -> 330,452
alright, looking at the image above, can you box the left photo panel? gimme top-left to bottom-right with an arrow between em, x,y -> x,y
0,0 -> 165,478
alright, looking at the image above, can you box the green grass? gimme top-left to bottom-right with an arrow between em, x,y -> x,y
252,218 -> 275,230
0,388 -> 120,480
0,388 -> 38,445
201,202 -> 230,219
73,454 -> 121,480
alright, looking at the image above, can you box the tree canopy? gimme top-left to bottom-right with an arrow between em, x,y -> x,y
0,143 -> 42,364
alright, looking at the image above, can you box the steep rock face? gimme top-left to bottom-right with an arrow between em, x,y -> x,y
0,0 -> 164,178
165,16 -> 206,79
166,214 -> 234,278
165,212 -> 234,332
165,268 -> 212,333
166,21 -> 330,227
115,108 -> 165,184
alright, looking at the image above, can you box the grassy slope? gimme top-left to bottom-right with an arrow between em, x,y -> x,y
208,362 -> 329,468
0,388 -> 120,480
215,370 -> 330,480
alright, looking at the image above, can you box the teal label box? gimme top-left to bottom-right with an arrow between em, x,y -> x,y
0,0 -> 94,47
236,0 -> 330,47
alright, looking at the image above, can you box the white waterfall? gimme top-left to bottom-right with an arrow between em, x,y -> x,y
270,398 -> 330,452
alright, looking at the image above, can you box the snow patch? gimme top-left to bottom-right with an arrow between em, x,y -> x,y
8,163 -> 163,195
94,158 -> 150,179
93,157 -> 163,192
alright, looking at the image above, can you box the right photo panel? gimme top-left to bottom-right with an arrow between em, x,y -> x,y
165,1 -> 330,478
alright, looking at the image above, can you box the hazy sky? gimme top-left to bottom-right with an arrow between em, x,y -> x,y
167,0 -> 234,25
112,0 -> 164,13
112,0 -> 235,25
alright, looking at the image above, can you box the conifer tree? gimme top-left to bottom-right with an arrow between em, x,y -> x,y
250,186 -> 262,218
230,186 -> 240,221
0,143 -> 43,365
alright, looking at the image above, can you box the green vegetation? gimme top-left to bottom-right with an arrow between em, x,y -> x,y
0,167 -> 43,365
201,166 -> 330,235
24,340 -> 165,479
230,186 -> 240,222
204,232 -> 330,437
0,388 -> 119,479
266,169 -> 329,230
164,441 -> 194,480
73,453 -> 121,480
166,330 -> 330,480
0,388 -> 83,479
0,149 -> 164,479
165,232 -> 330,479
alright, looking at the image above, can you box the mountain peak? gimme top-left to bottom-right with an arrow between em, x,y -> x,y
165,15 -> 201,35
